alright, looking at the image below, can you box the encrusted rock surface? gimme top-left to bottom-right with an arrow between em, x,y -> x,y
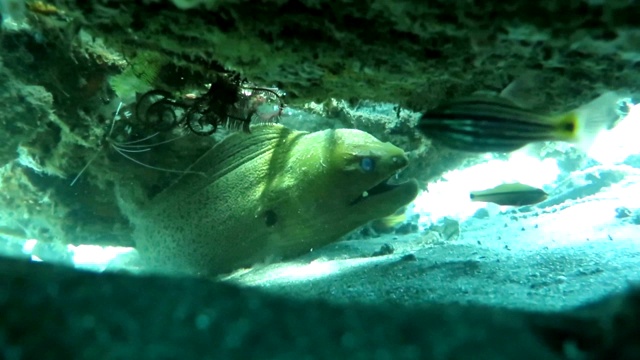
0,0 -> 638,246
2,256 -> 639,359
90,0 -> 640,110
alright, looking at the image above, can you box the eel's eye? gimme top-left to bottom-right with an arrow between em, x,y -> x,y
360,157 -> 375,172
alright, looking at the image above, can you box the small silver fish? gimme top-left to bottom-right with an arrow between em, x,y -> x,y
470,183 -> 548,206
418,92 -> 620,153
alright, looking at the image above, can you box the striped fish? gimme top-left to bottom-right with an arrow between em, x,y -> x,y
418,92 -> 620,153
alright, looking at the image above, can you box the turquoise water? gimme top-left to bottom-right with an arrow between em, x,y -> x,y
1,2 -> 640,358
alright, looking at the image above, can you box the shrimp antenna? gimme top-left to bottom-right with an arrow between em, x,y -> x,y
70,101 -> 200,186
69,102 -> 124,186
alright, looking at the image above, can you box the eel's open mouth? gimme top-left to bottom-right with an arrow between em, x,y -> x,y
349,173 -> 403,206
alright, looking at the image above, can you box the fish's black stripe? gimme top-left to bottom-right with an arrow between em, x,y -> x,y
421,111 -> 555,129
430,133 -> 532,152
419,121 -> 556,139
440,97 -> 527,109
420,121 -> 558,142
424,121 -> 559,152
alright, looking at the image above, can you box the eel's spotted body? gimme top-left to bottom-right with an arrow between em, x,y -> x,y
130,124 -> 419,276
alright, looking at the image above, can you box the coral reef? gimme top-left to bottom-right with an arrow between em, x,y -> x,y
0,0 -> 639,248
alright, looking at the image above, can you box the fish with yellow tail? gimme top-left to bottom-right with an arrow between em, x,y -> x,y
470,183 -> 548,207
124,124 -> 419,276
418,92 -> 621,153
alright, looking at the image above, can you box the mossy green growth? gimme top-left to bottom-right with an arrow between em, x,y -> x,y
109,50 -> 168,101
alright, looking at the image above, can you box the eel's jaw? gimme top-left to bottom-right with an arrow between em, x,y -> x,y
349,173 -> 417,206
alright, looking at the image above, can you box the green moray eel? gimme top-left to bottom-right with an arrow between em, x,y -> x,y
130,124 -> 419,276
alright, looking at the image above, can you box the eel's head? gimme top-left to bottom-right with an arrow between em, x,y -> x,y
328,129 -> 419,220
285,128 -> 420,229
